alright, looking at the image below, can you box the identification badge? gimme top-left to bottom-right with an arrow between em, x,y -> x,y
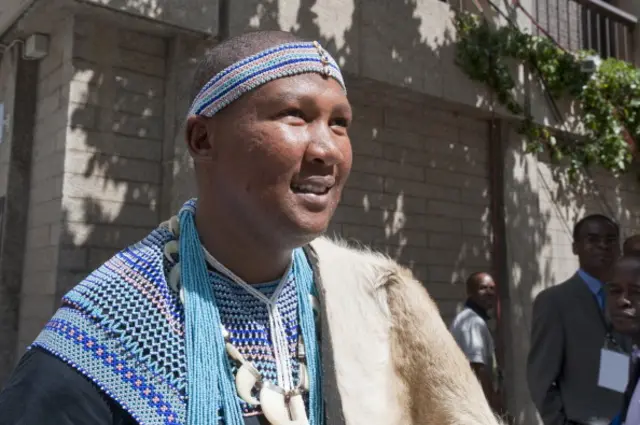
598,348 -> 630,393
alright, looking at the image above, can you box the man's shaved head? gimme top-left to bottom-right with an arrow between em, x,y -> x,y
465,272 -> 496,311
466,272 -> 491,293
190,30 -> 304,102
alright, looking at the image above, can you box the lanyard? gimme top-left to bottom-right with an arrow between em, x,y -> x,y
585,285 -> 623,351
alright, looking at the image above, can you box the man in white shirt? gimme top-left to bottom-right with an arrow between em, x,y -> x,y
450,272 -> 501,412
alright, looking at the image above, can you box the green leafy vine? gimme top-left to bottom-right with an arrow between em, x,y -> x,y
454,12 -> 638,179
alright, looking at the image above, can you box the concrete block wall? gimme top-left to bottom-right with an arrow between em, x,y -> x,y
17,17 -> 72,351
80,0 -> 219,37
15,16 -> 168,350
325,78 -> 493,323
226,0 -> 495,121
56,19 -> 166,292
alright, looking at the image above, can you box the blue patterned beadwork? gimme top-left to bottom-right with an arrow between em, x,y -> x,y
188,41 -> 345,117
31,199 -> 320,425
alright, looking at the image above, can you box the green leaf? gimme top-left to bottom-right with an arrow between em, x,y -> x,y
453,11 -> 634,179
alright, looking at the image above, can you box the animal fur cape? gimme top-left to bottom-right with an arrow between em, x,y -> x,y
32,220 -> 501,425
309,238 -> 501,425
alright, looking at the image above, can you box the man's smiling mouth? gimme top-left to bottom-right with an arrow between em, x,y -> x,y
290,176 -> 335,195
291,183 -> 330,195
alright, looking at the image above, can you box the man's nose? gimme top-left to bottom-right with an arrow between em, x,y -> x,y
304,123 -> 345,166
617,293 -> 632,307
596,238 -> 612,250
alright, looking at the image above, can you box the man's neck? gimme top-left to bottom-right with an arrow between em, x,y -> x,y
579,267 -> 607,283
194,200 -> 292,284
465,298 -> 489,321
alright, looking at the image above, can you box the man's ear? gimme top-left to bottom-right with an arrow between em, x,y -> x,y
186,115 -> 215,162
572,241 -> 578,256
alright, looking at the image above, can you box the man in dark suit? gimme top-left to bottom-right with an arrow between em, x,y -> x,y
528,214 -> 628,425
606,256 -> 640,425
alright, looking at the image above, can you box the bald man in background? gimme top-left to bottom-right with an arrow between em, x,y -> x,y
624,235 -> 640,257
450,272 -> 502,413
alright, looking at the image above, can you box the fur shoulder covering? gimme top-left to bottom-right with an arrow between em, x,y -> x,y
310,237 -> 502,425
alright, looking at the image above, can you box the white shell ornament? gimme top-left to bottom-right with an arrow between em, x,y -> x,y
298,363 -> 309,392
163,240 -> 179,263
235,363 -> 261,405
169,215 -> 180,236
288,391 -> 309,424
260,383 -> 290,425
221,326 -> 230,341
225,342 -> 244,364
168,264 -> 181,293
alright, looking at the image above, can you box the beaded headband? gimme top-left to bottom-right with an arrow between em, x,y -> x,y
188,41 -> 346,117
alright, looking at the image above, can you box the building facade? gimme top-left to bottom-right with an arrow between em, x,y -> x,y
0,0 -> 639,423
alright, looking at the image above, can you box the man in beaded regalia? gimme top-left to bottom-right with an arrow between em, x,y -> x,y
0,31 -> 503,425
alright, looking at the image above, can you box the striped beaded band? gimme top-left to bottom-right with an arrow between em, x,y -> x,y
188,41 -> 346,117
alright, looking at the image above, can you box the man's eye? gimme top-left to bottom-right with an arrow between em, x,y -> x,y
607,285 -> 623,295
331,117 -> 350,128
280,108 -> 304,119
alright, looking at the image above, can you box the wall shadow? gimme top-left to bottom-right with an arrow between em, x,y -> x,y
502,131 -> 553,425
59,16 -> 168,299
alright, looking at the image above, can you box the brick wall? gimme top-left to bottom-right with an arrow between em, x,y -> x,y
332,78 -> 493,323
57,19 -> 166,288
15,17 -> 168,350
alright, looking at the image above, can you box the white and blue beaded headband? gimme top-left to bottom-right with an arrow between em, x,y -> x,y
188,41 -> 346,118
